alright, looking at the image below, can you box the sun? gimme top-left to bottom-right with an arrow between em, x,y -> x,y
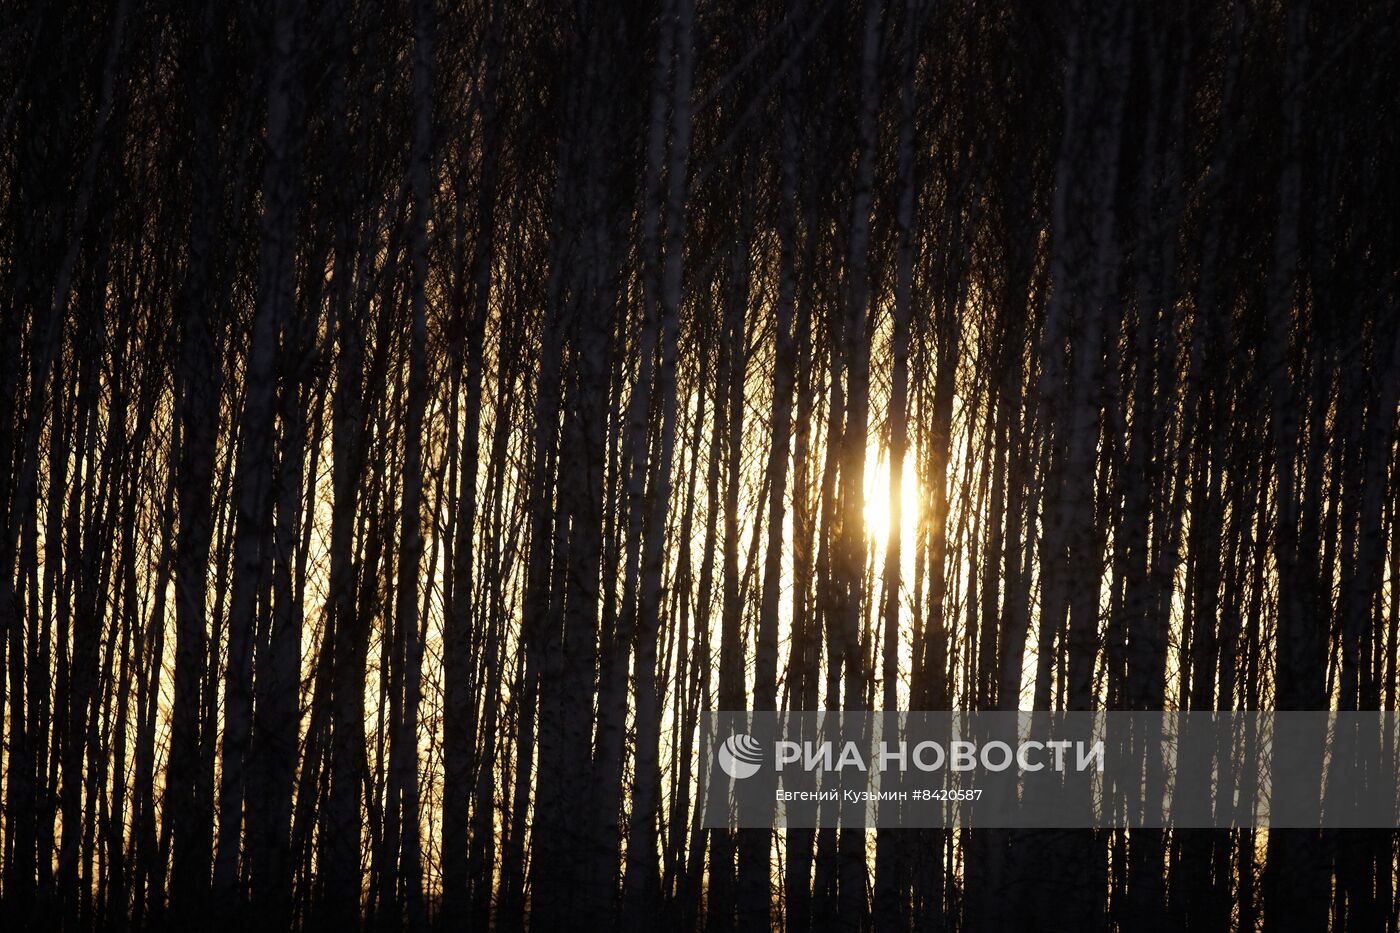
863,446 -> 920,547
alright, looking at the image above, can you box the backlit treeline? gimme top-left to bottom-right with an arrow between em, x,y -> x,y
2,0 -> 1398,930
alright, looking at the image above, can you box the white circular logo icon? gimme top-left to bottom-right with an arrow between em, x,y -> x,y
718,733 -> 763,779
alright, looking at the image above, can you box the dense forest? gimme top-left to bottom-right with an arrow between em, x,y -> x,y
2,0 -> 1399,929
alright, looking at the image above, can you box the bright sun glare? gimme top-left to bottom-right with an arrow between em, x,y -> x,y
863,448 -> 920,547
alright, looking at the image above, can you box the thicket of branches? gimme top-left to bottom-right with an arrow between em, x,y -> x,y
2,0 -> 1398,930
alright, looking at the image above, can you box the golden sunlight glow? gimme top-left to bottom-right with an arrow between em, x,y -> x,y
863,446 -> 920,547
